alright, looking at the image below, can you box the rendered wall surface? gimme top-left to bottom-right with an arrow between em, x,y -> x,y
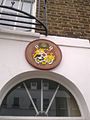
0,32 -> 90,117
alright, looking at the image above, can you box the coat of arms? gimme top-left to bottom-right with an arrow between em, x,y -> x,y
25,39 -> 62,70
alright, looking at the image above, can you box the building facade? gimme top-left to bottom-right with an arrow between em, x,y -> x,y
0,0 -> 90,120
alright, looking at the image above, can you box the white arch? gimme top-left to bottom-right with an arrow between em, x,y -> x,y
0,70 -> 89,120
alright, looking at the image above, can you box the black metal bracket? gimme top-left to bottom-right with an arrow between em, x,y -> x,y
0,5 -> 48,35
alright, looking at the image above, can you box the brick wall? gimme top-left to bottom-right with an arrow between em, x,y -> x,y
36,0 -> 90,40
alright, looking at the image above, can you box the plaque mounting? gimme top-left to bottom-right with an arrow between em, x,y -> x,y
25,39 -> 62,70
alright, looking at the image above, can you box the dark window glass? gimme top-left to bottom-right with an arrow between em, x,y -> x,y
2,97 -> 7,108
43,99 -> 49,110
13,97 -> 19,108
56,97 -> 68,116
29,98 -> 37,109
0,78 -> 81,117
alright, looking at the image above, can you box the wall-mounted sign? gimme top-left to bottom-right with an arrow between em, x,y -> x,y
25,39 -> 62,70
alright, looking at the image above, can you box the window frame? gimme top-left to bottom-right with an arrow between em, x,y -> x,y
0,79 -> 81,118
0,71 -> 88,120
0,0 -> 37,32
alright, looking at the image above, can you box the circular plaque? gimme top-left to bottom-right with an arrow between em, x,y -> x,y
25,39 -> 62,70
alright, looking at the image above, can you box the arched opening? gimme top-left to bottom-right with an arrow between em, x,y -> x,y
0,78 -> 81,117
0,71 -> 89,119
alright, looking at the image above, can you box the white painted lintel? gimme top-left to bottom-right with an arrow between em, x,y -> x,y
0,29 -> 40,42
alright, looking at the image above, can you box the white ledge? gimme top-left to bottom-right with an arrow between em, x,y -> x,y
0,29 -> 90,49
40,35 -> 90,49
0,29 -> 40,42
0,116 -> 84,120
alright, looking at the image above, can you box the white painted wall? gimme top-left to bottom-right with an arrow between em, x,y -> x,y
0,30 -> 90,119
